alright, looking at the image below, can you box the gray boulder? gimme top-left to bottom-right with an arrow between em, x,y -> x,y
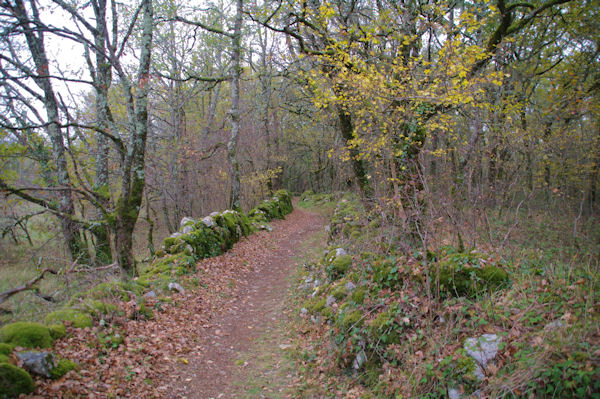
352,350 -> 367,370
201,216 -> 215,227
168,282 -> 186,295
464,333 -> 501,368
17,351 -> 54,378
344,281 -> 357,291
326,295 -> 336,307
180,217 -> 195,229
143,290 -> 157,299
335,248 -> 348,257
182,225 -> 194,234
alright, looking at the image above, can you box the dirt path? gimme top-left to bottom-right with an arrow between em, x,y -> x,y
159,206 -> 326,398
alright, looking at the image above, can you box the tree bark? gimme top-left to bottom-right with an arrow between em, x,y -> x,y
114,0 -> 154,275
9,0 -> 88,263
227,0 -> 243,211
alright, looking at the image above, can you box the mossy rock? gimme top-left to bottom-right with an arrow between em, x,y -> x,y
0,363 -> 35,397
163,236 -> 187,255
341,310 -> 363,330
435,261 -> 509,297
45,309 -> 93,329
48,324 -> 66,339
49,358 -> 77,380
0,344 -> 11,356
0,322 -> 53,349
144,253 -> 196,277
327,255 -> 352,280
85,281 -> 144,302
351,288 -> 366,304
299,190 -> 314,202
274,190 -> 293,215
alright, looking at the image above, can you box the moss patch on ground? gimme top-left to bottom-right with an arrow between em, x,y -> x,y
0,322 -> 54,349
45,309 -> 93,329
0,363 -> 35,397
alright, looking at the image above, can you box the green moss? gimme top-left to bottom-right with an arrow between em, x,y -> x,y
0,355 -> 8,364
0,363 -> 34,397
332,285 -> 348,300
351,288 -> 366,304
327,255 -> 352,280
372,259 -> 401,288
341,310 -> 363,330
135,277 -> 151,288
45,309 -> 93,329
138,302 -> 154,320
144,253 -> 196,277
0,344 -> 11,356
163,236 -> 187,255
83,280 -> 144,302
82,300 -> 120,318
435,257 -> 509,297
320,307 -> 334,320
0,322 -> 53,349
307,298 -> 327,314
368,310 -> 402,344
48,324 -> 66,339
49,358 -> 77,380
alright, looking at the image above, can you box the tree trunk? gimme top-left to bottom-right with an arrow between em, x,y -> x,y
227,0 -> 243,211
92,0 -> 113,265
114,0 -> 154,275
11,0 -> 88,262
336,105 -> 374,201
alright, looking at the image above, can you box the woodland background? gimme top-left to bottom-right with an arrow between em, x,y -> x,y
0,0 -> 598,319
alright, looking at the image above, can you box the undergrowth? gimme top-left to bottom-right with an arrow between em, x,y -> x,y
293,191 -> 600,398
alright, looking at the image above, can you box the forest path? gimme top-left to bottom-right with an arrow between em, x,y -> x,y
159,204 -> 327,398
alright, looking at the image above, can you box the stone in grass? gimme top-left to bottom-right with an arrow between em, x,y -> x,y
45,309 -> 93,329
0,363 -> 35,397
0,322 -> 53,349
464,334 -> 501,369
